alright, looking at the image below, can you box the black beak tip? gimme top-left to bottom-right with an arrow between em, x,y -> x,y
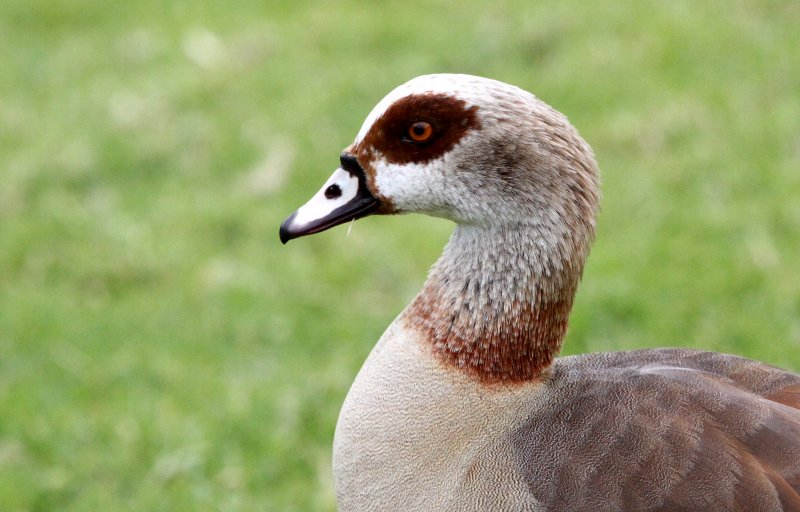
279,213 -> 297,245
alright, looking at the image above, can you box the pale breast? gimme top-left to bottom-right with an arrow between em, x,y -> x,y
332,319 -> 546,511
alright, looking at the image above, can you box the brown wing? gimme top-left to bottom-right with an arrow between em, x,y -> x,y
510,349 -> 800,511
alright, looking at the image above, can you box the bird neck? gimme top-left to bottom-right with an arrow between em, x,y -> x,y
402,222 -> 585,384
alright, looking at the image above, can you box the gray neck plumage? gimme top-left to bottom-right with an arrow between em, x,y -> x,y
403,222 -> 586,384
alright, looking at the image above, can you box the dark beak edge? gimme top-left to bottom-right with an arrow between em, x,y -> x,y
279,153 -> 379,244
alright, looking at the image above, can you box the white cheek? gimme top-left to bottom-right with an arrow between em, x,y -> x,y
292,168 -> 359,227
374,160 -> 451,216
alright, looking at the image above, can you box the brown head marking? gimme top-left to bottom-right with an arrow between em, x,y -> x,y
354,93 -> 481,166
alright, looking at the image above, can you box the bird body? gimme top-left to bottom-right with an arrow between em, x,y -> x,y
280,74 -> 800,511
335,332 -> 800,511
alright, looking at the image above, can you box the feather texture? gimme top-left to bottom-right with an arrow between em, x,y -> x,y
512,349 -> 800,511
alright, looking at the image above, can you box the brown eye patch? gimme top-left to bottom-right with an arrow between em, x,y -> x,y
359,93 -> 481,165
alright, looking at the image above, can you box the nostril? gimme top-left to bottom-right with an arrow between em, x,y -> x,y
325,184 -> 342,199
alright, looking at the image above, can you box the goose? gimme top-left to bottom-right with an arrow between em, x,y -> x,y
279,74 -> 800,511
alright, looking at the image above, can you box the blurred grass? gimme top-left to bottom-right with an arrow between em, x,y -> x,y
1,0 -> 799,510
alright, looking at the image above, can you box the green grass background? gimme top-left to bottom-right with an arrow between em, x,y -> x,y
1,0 -> 799,510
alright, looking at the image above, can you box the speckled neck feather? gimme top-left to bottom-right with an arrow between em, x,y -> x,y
403,222 -> 584,384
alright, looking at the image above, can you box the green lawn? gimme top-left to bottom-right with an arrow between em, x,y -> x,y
1,1 -> 799,510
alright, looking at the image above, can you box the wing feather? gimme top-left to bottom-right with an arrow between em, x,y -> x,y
511,349 -> 800,511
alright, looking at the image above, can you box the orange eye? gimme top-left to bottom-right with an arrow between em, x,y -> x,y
408,121 -> 433,142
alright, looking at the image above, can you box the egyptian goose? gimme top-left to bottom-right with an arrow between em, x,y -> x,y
280,74 -> 800,511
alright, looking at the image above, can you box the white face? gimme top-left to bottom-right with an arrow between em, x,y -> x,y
348,74 -> 522,223
369,146 -> 481,222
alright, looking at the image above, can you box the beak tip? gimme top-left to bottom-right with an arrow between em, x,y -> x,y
279,213 -> 297,245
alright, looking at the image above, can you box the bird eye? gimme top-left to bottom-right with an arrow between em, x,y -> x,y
407,121 -> 433,143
